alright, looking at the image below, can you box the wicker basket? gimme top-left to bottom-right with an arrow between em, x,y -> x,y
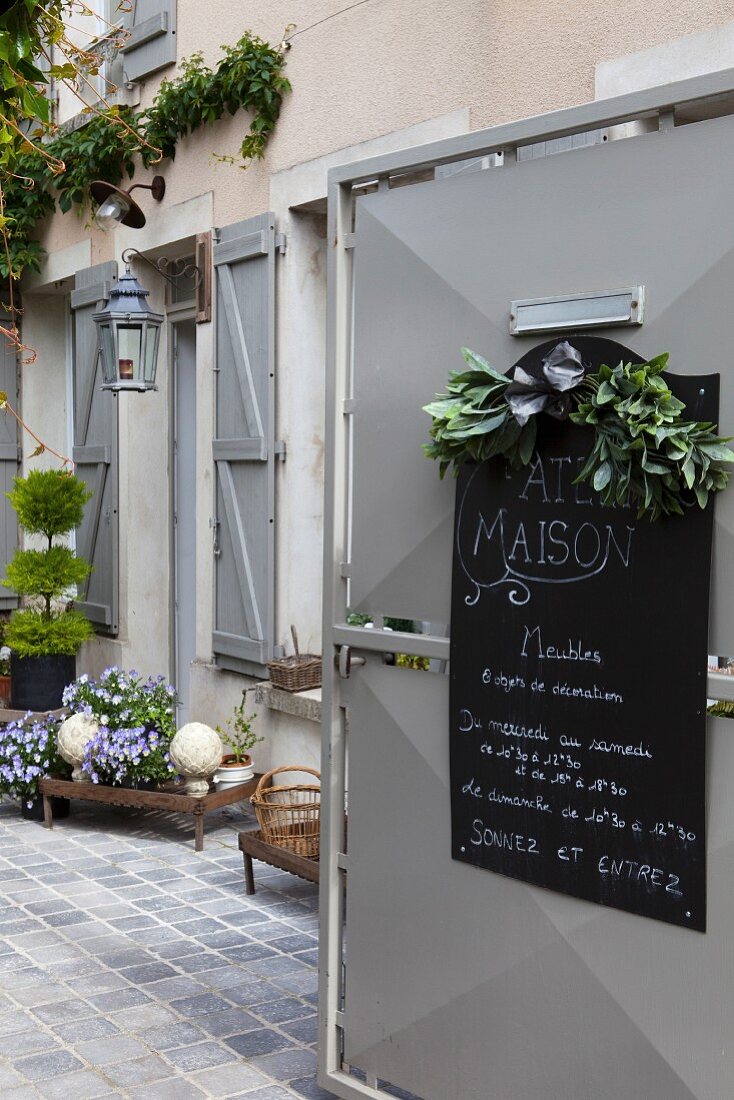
251,766 -> 321,858
267,626 -> 322,693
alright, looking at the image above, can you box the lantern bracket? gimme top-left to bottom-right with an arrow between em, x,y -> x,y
121,248 -> 204,290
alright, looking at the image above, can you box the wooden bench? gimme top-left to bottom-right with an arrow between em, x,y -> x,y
238,828 -> 320,894
40,775 -> 261,851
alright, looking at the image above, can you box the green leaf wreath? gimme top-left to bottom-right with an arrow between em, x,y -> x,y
423,347 -> 734,521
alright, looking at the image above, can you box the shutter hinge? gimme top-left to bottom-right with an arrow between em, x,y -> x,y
337,851 -> 349,871
275,233 -> 287,256
274,440 -> 287,462
342,398 -> 355,415
210,517 -> 221,557
339,561 -> 351,579
343,233 -> 356,250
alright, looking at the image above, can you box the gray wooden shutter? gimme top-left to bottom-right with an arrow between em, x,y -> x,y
120,0 -> 176,83
0,310 -> 19,609
71,262 -> 119,635
212,214 -> 276,675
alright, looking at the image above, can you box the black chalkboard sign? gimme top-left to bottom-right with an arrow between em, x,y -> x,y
450,337 -> 715,932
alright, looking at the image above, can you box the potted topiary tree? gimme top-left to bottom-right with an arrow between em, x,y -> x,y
3,469 -> 93,711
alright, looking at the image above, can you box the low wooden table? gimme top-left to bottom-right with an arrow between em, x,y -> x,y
238,828 -> 320,894
40,775 -> 261,851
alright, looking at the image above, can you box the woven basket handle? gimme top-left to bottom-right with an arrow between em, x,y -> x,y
254,765 -> 321,797
291,625 -> 300,658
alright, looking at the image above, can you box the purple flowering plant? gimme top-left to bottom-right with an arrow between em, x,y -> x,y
0,715 -> 69,807
63,667 -> 178,786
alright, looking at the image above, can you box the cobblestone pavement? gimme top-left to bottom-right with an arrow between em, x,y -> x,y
0,798 -> 337,1099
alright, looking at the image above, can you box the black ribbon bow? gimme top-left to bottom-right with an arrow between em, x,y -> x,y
505,340 -> 585,426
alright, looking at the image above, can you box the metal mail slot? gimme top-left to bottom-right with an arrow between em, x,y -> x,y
510,285 -> 644,334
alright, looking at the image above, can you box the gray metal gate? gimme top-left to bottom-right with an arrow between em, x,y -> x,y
321,68 -> 734,1100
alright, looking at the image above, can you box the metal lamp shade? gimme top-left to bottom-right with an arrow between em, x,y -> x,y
93,267 -> 163,392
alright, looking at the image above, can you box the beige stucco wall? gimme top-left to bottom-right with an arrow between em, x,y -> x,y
18,3 -> 734,757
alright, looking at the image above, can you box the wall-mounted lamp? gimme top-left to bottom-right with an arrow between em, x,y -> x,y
91,175 -> 166,230
93,267 -> 163,392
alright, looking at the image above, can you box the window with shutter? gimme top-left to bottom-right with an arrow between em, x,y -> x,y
212,214 -> 276,676
71,262 -> 119,635
0,309 -> 19,610
120,0 -> 176,84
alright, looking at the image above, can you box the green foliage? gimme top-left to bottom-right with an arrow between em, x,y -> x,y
2,32 -> 290,279
7,469 -> 91,542
423,349 -> 734,520
49,106 -> 140,214
571,355 -> 734,520
707,698 -> 734,718
422,347 -> 537,479
395,653 -> 430,670
216,690 -> 262,762
3,469 -> 93,655
4,546 -> 90,599
142,36 -> 290,166
5,608 -> 92,656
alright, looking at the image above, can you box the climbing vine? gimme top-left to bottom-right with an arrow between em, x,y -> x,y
1,31 -> 291,281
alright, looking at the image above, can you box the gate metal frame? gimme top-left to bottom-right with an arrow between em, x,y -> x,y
320,66 -> 734,1099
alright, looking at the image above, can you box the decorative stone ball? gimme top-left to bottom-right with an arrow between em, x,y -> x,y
170,723 -> 223,796
57,713 -> 99,782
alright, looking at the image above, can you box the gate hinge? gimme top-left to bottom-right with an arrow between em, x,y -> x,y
337,645 -> 365,679
274,440 -> 287,462
275,233 -> 287,255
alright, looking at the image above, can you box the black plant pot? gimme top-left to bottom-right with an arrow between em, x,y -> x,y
11,653 -> 76,712
21,795 -> 70,821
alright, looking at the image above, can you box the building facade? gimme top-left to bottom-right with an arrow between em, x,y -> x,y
14,1 -> 734,765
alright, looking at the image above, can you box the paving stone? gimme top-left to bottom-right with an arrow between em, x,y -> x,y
163,1039 -> 237,1071
251,1047 -> 318,1081
289,1076 -> 340,1099
189,1061 -> 268,1095
54,1016 -> 120,1042
253,997 -> 314,1025
65,971 -> 129,996
222,944 -> 278,964
75,1034 -> 151,1065
127,1079 -> 206,1100
111,1002 -> 178,1030
196,1006 -> 261,1037
142,975 -> 203,1001
10,983 -> 69,1008
153,941 -> 201,960
142,1020 -> 208,1051
100,948 -> 156,970
42,910 -> 92,927
0,1086 -> 39,1100
102,1053 -> 172,1087
88,987 -> 153,1011
0,1062 -> 26,1089
242,1087 -> 309,1100
193,966 -> 247,990
248,955 -> 308,977
282,1015 -> 318,1044
169,991 -> 232,1017
0,1028 -> 60,1056
35,1068 -> 112,1099
117,962 -> 179,984
32,999 -> 95,1025
225,1029 -> 295,1058
106,914 -> 159,930
14,1049 -> 84,1081
223,979 -> 285,1007
172,952 -> 227,974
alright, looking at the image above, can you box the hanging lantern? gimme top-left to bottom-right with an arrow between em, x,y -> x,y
93,267 -> 163,392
